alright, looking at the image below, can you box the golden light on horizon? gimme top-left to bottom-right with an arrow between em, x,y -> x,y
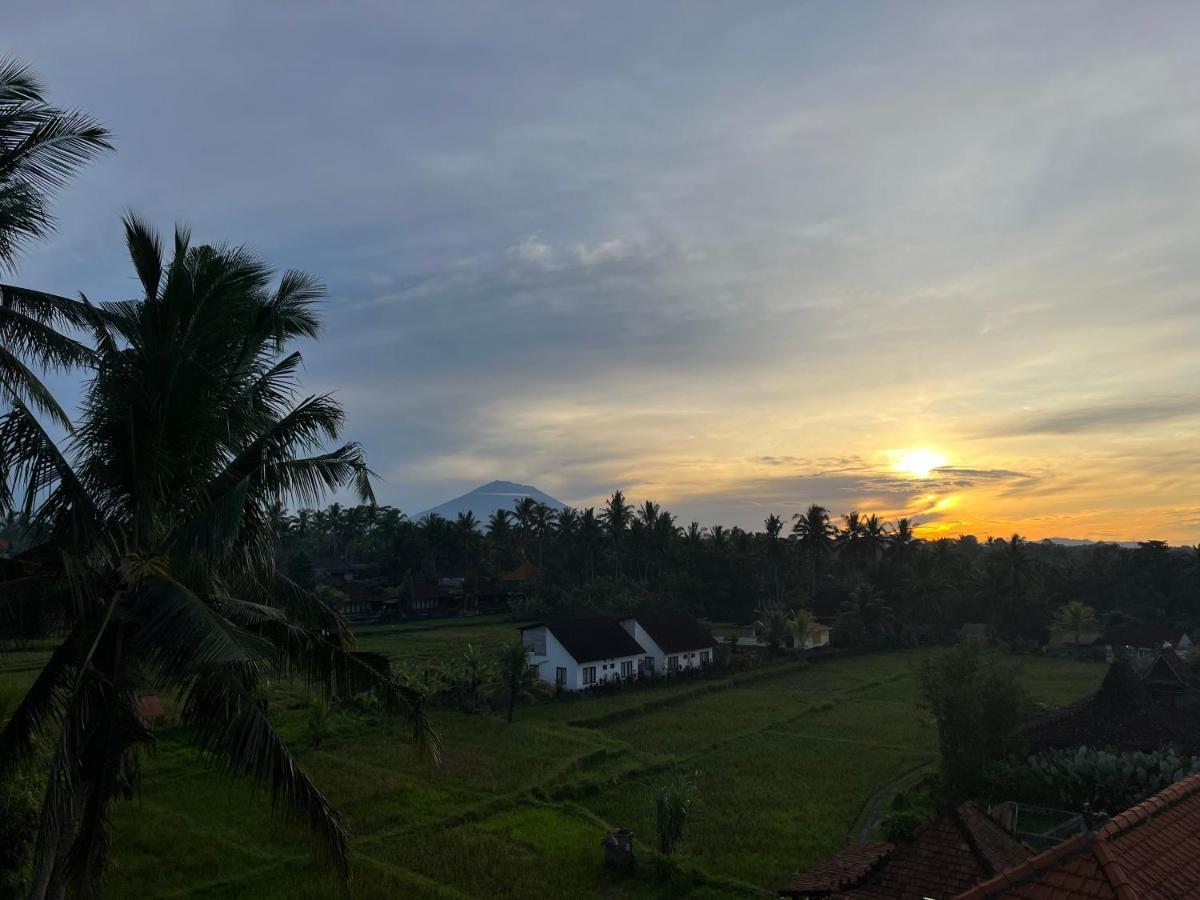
893,448 -> 948,479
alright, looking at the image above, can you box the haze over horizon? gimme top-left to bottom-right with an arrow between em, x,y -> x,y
7,1 -> 1200,542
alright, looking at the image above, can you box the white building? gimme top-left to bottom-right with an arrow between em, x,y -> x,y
790,621 -> 832,650
520,619 -> 647,691
620,612 -> 716,675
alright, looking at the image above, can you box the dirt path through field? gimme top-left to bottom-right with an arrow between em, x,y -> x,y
849,761 -> 935,842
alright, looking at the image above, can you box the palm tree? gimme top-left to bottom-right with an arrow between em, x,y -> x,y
786,606 -> 815,651
512,496 -> 538,560
577,507 -> 602,582
495,638 -> 543,722
0,217 -> 435,897
1052,600 -> 1099,649
529,501 -> 557,565
0,59 -> 111,269
861,514 -> 891,564
601,490 -> 631,578
792,504 -> 835,597
763,513 -> 786,603
890,518 -> 915,558
1,60 -> 111,435
836,583 -> 895,645
837,511 -> 867,567
754,600 -> 790,652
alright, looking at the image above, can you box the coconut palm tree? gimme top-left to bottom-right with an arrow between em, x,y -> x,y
0,217 -> 435,898
861,514 -> 891,565
890,517 -> 915,558
1052,600 -> 1099,649
529,501 -> 557,565
835,583 -> 895,645
577,507 -> 601,582
786,606 -> 815,651
791,504 -> 835,597
1,60 -> 111,436
601,490 -> 631,578
0,59 -> 111,270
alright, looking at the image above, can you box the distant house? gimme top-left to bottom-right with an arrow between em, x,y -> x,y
499,561 -> 539,584
312,555 -> 355,582
520,619 -> 647,691
1134,649 -> 1200,712
407,582 -> 457,618
1052,630 -> 1102,652
1019,655 -> 1200,755
779,801 -> 1029,899
620,612 -> 717,675
1094,623 -> 1193,660
790,621 -> 832,651
958,771 -> 1200,899
338,581 -> 387,621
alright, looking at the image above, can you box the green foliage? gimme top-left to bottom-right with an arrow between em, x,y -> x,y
1024,746 -> 1200,813
654,772 -> 698,856
918,641 -> 1030,799
879,810 -> 926,843
494,638 -> 544,723
0,757 -> 41,895
307,696 -> 331,748
1051,600 -> 1099,646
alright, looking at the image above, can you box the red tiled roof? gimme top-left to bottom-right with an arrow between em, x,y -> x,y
500,561 -> 539,581
1018,659 -> 1200,755
782,803 -> 1029,899
780,842 -> 893,895
956,772 -> 1200,899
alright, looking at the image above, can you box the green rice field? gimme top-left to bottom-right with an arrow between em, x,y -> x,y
1,621 -> 1104,898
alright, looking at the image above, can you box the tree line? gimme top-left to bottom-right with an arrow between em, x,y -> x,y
278,496 -> 1200,646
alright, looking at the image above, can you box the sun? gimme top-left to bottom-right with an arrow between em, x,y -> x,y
894,448 -> 948,479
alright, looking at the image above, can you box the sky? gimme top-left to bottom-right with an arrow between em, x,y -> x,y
6,1 -> 1200,542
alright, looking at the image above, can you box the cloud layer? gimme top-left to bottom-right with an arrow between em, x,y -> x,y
7,1 -> 1200,541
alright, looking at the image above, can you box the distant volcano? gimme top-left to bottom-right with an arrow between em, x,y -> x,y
418,480 -> 567,524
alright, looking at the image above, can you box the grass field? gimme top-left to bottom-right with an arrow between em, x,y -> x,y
1,621 -> 1104,898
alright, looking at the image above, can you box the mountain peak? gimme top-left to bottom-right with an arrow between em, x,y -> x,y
418,481 -> 567,523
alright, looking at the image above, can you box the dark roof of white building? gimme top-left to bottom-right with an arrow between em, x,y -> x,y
625,612 -> 718,654
521,618 -> 646,662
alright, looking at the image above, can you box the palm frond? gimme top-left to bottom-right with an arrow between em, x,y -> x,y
124,575 -> 273,679
0,633 -> 78,773
122,213 -> 163,300
180,668 -> 351,878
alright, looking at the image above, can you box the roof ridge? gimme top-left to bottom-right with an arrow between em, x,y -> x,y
950,802 -> 996,876
955,832 -> 1089,899
1101,770 -> 1200,837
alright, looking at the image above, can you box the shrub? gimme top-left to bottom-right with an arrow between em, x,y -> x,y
654,772 -> 698,856
879,810 -> 926,843
1025,746 -> 1200,813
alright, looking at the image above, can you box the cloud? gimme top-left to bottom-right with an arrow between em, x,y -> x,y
4,1 -> 1200,541
981,397 -> 1200,437
509,235 -> 556,268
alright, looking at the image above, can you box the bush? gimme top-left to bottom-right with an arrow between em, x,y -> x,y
879,810 -> 926,843
1025,746 -> 1200,813
654,772 -> 699,856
